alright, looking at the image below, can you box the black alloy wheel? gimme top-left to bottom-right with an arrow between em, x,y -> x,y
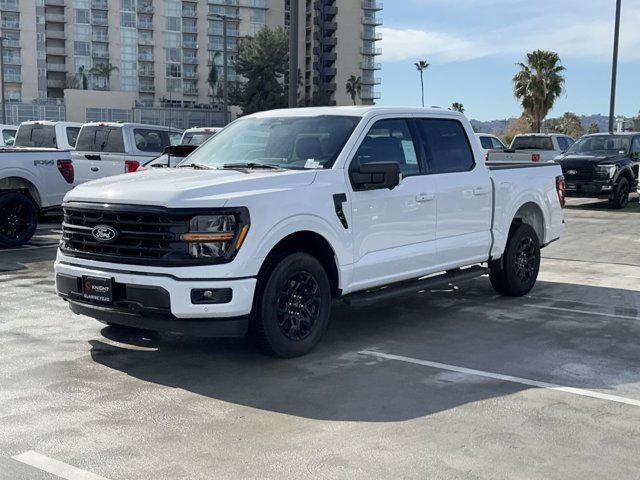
276,271 -> 322,341
610,177 -> 630,209
0,193 -> 38,247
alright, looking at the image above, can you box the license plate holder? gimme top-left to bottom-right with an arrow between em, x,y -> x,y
81,275 -> 113,304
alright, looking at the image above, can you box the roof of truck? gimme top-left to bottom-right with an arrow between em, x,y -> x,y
81,122 -> 182,132
248,106 -> 463,119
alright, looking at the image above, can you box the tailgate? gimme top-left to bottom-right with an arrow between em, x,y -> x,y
487,150 -> 539,163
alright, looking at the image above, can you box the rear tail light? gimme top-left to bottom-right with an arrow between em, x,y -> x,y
57,159 -> 74,184
556,175 -> 566,208
532,154 -> 541,162
125,160 -> 140,173
485,153 -> 489,162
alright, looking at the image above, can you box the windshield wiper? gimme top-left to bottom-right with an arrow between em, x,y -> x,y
221,162 -> 283,171
177,162 -> 215,170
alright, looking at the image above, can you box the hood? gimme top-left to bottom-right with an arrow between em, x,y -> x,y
556,153 -> 628,169
66,168 -> 318,208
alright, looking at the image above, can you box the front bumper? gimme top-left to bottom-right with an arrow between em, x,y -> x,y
564,179 -> 614,198
55,258 -> 256,337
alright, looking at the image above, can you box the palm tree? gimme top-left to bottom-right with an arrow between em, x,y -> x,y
89,63 -> 119,90
451,102 -> 464,113
74,66 -> 89,90
345,75 -> 362,105
513,50 -> 566,133
414,60 -> 429,107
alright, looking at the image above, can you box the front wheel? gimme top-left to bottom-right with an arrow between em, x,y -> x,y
0,192 -> 38,247
490,223 -> 541,297
251,252 -> 332,358
609,177 -> 630,209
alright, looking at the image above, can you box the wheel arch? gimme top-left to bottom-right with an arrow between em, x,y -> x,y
511,201 -> 545,244
0,176 -> 42,207
257,230 -> 341,297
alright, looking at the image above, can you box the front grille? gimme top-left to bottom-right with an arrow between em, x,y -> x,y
61,203 -> 194,265
563,168 -> 595,182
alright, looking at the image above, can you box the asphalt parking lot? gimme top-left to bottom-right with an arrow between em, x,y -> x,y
1,199 -> 640,480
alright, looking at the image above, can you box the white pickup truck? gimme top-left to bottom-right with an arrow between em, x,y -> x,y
55,107 -> 565,357
488,133 -> 575,163
0,148 -> 74,246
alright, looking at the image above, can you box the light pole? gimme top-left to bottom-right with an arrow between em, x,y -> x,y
0,37 -> 6,124
208,13 -> 229,125
288,0 -> 299,108
608,0 -> 622,133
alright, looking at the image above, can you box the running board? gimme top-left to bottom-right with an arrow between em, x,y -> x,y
342,266 -> 489,308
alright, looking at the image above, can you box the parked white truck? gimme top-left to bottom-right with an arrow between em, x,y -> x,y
488,133 -> 575,163
55,107 -> 565,357
0,148 -> 74,246
14,121 -> 82,150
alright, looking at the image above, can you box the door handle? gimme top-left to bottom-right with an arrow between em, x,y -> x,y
473,187 -> 490,196
416,193 -> 435,203
91,167 -> 99,172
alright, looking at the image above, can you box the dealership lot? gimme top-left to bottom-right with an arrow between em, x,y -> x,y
1,199 -> 640,480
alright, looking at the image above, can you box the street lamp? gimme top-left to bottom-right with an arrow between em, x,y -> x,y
208,13 -> 230,126
0,36 -> 6,124
608,0 -> 622,133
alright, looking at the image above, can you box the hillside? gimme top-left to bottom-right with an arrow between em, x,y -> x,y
471,114 -> 634,136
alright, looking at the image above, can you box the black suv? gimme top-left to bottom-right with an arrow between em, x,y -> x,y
556,133 -> 640,209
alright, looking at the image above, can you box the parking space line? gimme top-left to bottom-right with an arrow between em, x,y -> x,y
360,350 -> 640,408
12,451 -> 111,480
524,304 -> 640,321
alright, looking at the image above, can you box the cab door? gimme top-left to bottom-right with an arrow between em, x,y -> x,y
414,117 -> 492,269
348,118 -> 438,291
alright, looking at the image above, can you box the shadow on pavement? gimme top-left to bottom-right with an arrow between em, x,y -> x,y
89,278 -> 640,422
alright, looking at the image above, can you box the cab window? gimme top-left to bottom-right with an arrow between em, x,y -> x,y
479,136 -> 493,149
351,119 -> 421,177
416,119 -> 475,174
134,129 -> 168,153
2,129 -> 16,146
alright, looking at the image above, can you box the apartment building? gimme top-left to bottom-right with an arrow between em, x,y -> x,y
0,0 -> 381,120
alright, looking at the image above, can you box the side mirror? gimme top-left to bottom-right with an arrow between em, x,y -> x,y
350,161 -> 401,191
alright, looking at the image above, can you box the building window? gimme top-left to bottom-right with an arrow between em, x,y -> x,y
121,12 -> 136,28
75,8 -> 90,24
74,41 -> 91,56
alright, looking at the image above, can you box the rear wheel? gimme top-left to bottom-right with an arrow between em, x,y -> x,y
609,177 -> 630,209
251,252 -> 331,358
0,192 -> 38,247
490,223 -> 540,297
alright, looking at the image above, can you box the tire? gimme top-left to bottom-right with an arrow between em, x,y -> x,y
251,252 -> 332,358
0,192 -> 38,247
489,223 -> 541,297
609,177 -> 630,209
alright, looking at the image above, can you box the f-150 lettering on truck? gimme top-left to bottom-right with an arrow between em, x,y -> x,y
55,107 -> 565,357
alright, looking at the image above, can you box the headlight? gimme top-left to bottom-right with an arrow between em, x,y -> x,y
596,165 -> 617,179
181,210 -> 250,261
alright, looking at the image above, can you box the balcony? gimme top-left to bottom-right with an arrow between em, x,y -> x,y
4,73 -> 21,82
44,0 -> 65,5
92,34 -> 109,42
92,51 -> 109,59
182,24 -> 197,33
46,62 -> 67,72
138,21 -> 153,29
361,15 -> 382,26
138,38 -> 154,46
137,4 -> 154,13
47,78 -> 66,88
0,1 -> 19,11
183,71 -> 198,79
361,46 -> 382,56
361,60 -> 381,70
361,76 -> 382,85
45,29 -> 65,39
91,16 -> 108,26
182,6 -> 197,17
45,12 -> 65,23
183,57 -> 198,65
183,41 -> 198,49
361,31 -> 382,41
183,88 -> 198,95
46,46 -> 66,55
138,68 -> 154,77
91,0 -> 108,9
139,84 -> 155,93
3,39 -> 20,48
362,0 -> 383,10
138,53 -> 154,61
1,21 -> 20,29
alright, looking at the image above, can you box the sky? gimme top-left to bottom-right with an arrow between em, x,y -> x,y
377,0 -> 640,121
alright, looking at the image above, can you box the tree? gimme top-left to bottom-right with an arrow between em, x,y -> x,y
544,112 -> 584,138
232,26 -> 288,115
513,50 -> 566,133
414,60 -> 429,107
451,102 -> 464,113
74,66 -> 89,90
504,115 -> 533,146
89,63 -> 119,90
587,122 -> 600,134
345,75 -> 362,105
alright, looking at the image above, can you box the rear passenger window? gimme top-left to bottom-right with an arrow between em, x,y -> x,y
479,137 -> 493,149
75,126 -> 125,153
134,129 -> 167,152
352,119 -> 421,177
416,119 -> 475,174
66,127 -> 80,147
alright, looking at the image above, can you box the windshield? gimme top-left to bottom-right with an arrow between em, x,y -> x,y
511,136 -> 553,151
182,132 -> 215,145
182,116 -> 361,170
15,124 -> 57,148
566,135 -> 631,156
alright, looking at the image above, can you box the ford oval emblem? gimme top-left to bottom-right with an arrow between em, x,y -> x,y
91,225 -> 118,243
566,170 -> 578,175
